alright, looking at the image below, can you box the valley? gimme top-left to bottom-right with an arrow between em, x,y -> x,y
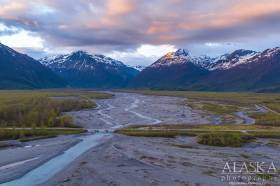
1,1 -> 279,185
0,91 -> 279,185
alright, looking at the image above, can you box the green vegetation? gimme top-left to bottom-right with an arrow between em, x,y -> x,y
253,112 -> 280,126
116,129 -> 198,138
127,124 -> 279,131
186,101 -> 239,115
0,128 -> 85,141
0,90 -> 112,128
197,132 -> 253,147
256,173 -> 275,181
0,90 -> 112,140
264,102 -> 280,113
200,103 -> 238,115
116,124 -> 280,147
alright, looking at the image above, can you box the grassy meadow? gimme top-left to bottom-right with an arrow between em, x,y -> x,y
0,90 -> 112,140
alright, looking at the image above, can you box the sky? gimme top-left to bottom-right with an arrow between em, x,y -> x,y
0,0 -> 280,66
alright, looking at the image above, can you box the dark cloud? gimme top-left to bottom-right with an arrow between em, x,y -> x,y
0,0 -> 280,62
184,12 -> 280,43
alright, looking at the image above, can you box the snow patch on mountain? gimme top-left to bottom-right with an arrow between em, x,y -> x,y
208,50 -> 258,70
149,48 -> 278,71
150,49 -> 193,68
39,51 -> 126,69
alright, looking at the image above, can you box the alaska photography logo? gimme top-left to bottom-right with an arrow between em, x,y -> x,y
221,161 -> 278,185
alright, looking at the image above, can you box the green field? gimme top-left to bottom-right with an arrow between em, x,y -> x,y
0,90 -> 112,140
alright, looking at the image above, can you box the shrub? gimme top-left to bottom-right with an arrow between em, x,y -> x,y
0,94 -> 95,128
254,112 -> 280,126
0,128 -> 85,141
197,132 -> 253,147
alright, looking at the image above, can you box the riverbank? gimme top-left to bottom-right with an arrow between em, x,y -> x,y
42,134 -> 280,186
0,134 -> 81,184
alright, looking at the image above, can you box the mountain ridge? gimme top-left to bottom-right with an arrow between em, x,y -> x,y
39,51 -> 139,88
0,43 -> 67,89
131,47 -> 280,91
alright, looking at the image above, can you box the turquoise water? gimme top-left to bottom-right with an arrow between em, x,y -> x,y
1,133 -> 111,186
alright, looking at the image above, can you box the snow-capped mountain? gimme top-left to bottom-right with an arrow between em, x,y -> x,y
39,51 -> 139,88
150,49 -> 192,68
131,49 -> 209,88
207,49 -> 258,70
40,51 -> 126,69
0,43 -> 66,89
149,49 -> 214,69
149,48 -> 263,71
131,47 -> 280,91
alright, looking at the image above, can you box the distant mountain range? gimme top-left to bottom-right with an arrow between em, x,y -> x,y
39,51 -> 139,88
0,43 -> 66,89
1,42 -> 279,92
132,48 -> 280,92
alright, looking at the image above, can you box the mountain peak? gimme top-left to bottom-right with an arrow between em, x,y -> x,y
70,50 -> 89,57
39,51 -> 138,88
150,49 -> 193,68
39,50 -> 130,69
263,47 -> 280,55
230,49 -> 257,58
174,49 -> 190,56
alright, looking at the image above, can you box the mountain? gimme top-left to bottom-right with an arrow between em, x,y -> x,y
194,47 -> 280,91
131,49 -> 209,89
205,49 -> 258,70
131,48 -> 280,91
0,43 -> 67,89
40,51 -> 139,88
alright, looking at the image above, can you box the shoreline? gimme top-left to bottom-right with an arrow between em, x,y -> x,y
1,133 -> 112,186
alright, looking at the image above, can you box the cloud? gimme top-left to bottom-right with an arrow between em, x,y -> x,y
0,0 -> 279,64
0,23 -> 19,35
107,44 -> 177,65
0,28 -> 44,48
